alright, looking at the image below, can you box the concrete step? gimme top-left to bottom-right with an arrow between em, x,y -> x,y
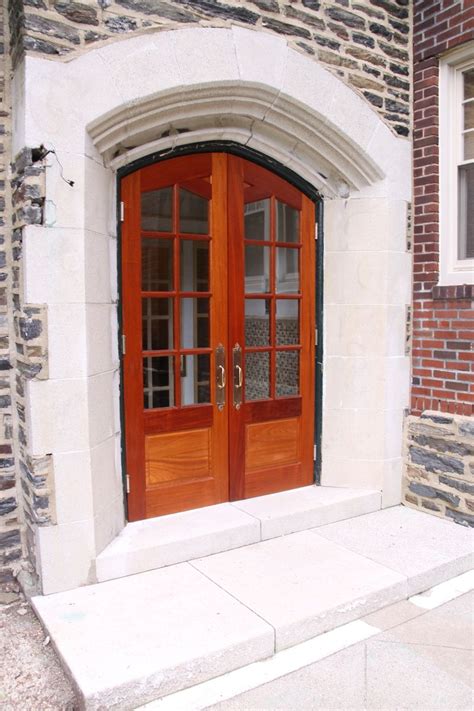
32,506 -> 473,711
96,486 -> 381,582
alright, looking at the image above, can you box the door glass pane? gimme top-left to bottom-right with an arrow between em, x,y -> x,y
464,69 -> 474,100
245,299 -> 270,346
458,164 -> 474,259
276,201 -> 300,243
276,351 -> 299,397
245,245 -> 270,293
180,240 -> 209,291
143,356 -> 174,409
276,300 -> 299,345
141,188 -> 173,232
245,352 -> 270,401
464,130 -> 474,161
276,248 -> 299,293
142,298 -> 173,351
244,199 -> 270,241
142,238 -> 173,291
180,298 -> 209,348
181,354 -> 211,405
179,188 -> 208,234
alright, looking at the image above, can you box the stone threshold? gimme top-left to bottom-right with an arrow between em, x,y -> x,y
95,485 -> 381,583
32,506 -> 474,710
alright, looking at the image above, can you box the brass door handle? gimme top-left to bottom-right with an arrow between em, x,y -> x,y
217,364 -> 226,389
233,343 -> 243,409
216,345 -> 225,411
235,364 -> 242,388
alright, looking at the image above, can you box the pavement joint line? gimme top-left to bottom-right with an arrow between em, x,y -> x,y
409,569 -> 474,610
137,569 -> 474,711
186,559 -> 278,649
137,619 -> 380,711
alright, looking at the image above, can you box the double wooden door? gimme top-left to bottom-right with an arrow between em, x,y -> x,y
121,153 -> 315,521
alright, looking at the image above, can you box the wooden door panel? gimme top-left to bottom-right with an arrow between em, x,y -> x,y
245,418 -> 300,470
145,428 -> 211,485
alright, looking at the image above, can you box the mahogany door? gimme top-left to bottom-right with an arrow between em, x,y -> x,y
121,153 -> 315,521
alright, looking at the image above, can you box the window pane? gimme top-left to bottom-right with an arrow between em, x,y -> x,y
463,130 -> 474,161
458,164 -> 474,260
245,245 -> 270,293
245,352 -> 270,401
276,201 -> 300,243
180,240 -> 209,291
276,351 -> 299,397
179,188 -> 208,234
244,199 -> 270,241
142,298 -> 173,351
464,101 -> 474,131
142,238 -> 173,291
245,299 -> 270,346
181,354 -> 210,405
141,188 -> 173,232
180,298 -> 209,348
276,248 -> 299,293
143,356 -> 174,409
276,300 -> 299,345
464,69 -> 474,101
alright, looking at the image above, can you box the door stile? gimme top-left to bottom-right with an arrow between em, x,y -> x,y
300,194 -> 316,478
121,171 -> 147,521
210,153 -> 230,502
227,156 -> 246,501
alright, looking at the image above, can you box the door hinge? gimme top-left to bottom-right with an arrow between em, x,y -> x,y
313,445 -> 317,460
121,334 -> 126,355
120,201 -> 125,222
315,328 -> 318,346
126,475 -> 130,494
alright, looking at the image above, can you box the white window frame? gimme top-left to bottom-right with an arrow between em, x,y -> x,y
439,42 -> 474,286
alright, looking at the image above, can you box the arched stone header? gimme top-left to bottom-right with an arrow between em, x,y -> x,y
15,26 -> 410,199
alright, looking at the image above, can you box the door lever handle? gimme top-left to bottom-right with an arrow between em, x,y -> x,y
217,364 -> 226,389
235,364 -> 242,388
216,344 -> 226,411
232,343 -> 243,410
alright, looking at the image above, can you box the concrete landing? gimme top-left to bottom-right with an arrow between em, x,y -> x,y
32,506 -> 473,711
96,486 -> 381,582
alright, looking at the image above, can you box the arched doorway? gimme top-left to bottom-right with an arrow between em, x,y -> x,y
121,152 -> 316,520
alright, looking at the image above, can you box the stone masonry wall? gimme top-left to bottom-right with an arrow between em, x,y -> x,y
11,147 -> 52,587
404,1 -> 474,525
8,0 -> 411,136
0,0 -> 20,598
404,412 -> 474,527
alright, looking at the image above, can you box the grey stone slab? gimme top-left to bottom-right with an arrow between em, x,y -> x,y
378,591 -> 474,650
32,563 -> 274,710
315,505 -> 474,594
231,485 -> 380,539
96,503 -> 261,582
205,643 -> 366,710
192,530 -> 407,651
366,638 -> 473,709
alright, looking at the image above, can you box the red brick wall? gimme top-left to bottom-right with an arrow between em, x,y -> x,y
412,0 -> 474,417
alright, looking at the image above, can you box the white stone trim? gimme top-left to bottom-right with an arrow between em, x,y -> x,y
12,26 -> 412,594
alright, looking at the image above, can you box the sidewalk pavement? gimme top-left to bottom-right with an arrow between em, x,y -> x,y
145,575 -> 474,711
